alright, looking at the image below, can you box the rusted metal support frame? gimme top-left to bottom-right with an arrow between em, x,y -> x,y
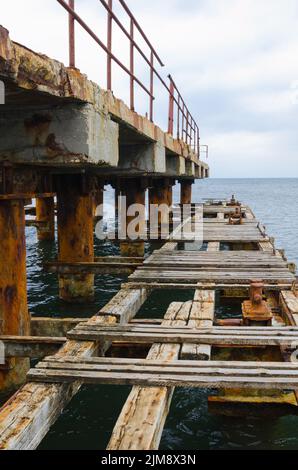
0,198 -> 30,392
35,196 -> 55,241
148,178 -> 174,237
180,179 -> 194,206
56,175 -> 94,303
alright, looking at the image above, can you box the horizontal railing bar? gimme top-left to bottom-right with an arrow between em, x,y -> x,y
98,0 -> 158,76
118,0 -> 164,67
57,0 -> 154,98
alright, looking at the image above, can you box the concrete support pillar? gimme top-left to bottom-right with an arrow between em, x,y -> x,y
56,175 -> 94,303
120,178 -> 146,258
180,180 -> 193,206
36,196 -> 55,241
0,199 -> 30,391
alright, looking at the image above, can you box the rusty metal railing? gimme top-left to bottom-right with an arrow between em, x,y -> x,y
57,0 -> 200,157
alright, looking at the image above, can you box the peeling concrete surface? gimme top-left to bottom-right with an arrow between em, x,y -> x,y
0,104 -> 119,166
0,24 -> 208,176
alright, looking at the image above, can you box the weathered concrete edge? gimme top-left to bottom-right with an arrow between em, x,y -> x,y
0,25 -> 208,173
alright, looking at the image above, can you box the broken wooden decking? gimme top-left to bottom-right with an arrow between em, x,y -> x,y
28,357 -> 298,390
0,200 -> 297,450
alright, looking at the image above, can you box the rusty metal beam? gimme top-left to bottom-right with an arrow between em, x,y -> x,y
0,199 -> 30,391
56,175 -> 94,303
180,180 -> 193,206
120,178 -> 146,258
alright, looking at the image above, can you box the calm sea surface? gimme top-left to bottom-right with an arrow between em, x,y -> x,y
7,178 -> 298,450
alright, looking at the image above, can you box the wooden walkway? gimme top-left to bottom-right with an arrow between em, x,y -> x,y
0,199 -> 298,450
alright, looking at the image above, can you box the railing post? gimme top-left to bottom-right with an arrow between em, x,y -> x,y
181,103 -> 185,142
194,126 -> 197,154
68,0 -> 75,67
107,0 -> 113,90
149,50 -> 154,122
168,76 -> 174,135
130,19 -> 135,111
186,110 -> 189,145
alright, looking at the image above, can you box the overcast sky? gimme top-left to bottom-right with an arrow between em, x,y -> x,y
2,0 -> 298,177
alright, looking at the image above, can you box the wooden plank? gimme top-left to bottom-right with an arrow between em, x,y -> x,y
107,301 -> 192,450
280,291 -> 298,327
158,242 -> 178,253
99,288 -> 148,323
30,357 -> 298,370
31,318 -> 86,337
0,336 -> 66,359
207,242 -> 220,252
128,270 -> 295,284
181,290 -> 215,360
123,282 -> 292,291
44,261 -> 142,275
28,363 -> 298,390
71,325 -> 298,334
67,327 -> 298,346
280,290 -> 298,403
259,240 -> 274,253
0,288 -> 148,450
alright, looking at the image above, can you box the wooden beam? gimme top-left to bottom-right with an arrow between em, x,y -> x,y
67,324 -> 298,347
44,261 -> 142,275
31,318 -> 86,337
0,336 -> 66,359
181,289 -> 215,360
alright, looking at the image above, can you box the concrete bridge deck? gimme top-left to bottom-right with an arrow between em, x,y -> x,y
0,25 -> 208,179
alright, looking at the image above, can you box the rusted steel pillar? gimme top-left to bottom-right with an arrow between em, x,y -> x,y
36,196 -> 55,241
56,175 -> 94,303
149,179 -> 173,210
0,198 -> 30,391
93,187 -> 104,220
167,182 -> 173,208
149,179 -> 173,237
180,180 -> 193,206
120,178 -> 146,257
